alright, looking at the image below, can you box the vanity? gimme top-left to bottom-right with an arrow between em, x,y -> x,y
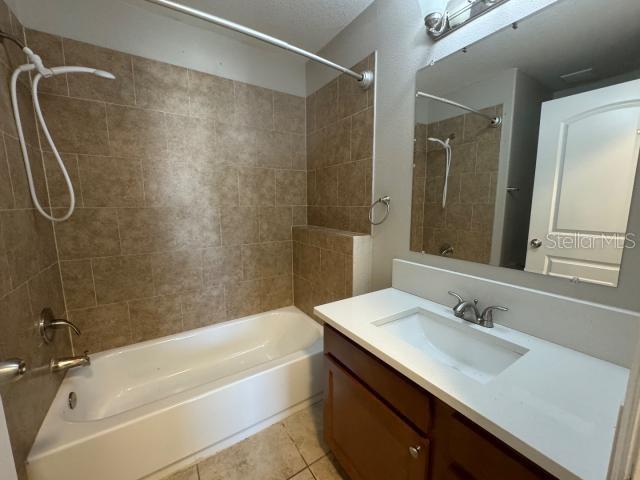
315,261 -> 636,480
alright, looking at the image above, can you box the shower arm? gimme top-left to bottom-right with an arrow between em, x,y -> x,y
416,91 -> 502,127
143,0 -> 374,90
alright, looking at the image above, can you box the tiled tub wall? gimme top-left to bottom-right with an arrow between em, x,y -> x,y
293,226 -> 371,320
411,105 -> 502,263
25,29 -> 309,353
0,3 -> 73,479
306,54 -> 375,234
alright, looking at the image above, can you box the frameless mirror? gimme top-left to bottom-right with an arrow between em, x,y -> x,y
411,0 -> 640,287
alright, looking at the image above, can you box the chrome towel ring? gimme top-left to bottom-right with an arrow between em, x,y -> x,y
368,196 -> 391,225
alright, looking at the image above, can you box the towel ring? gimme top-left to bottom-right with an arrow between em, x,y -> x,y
368,196 -> 391,225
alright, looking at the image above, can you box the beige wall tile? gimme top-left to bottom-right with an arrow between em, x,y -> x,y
242,241 -> 292,280
293,274 -> 314,318
69,302 -> 131,353
276,170 -> 306,206
151,249 -> 203,296
274,92 -> 305,135
292,206 -> 307,226
293,242 -> 320,282
320,249 -> 346,297
188,70 -> 235,121
40,94 -> 110,155
338,160 -> 367,207
238,167 -> 275,206
0,64 -> 17,137
1,210 -> 56,286
217,122 -> 258,166
60,260 -> 96,310
306,93 -> 316,135
221,206 -> 259,245
450,142 -> 477,176
315,166 -> 338,206
257,130 -> 296,169
259,207 -> 292,242
0,135 -> 12,209
0,222 -> 12,298
5,137 -> 48,209
129,294 -> 182,343
351,107 -> 373,161
166,114 -> 217,163
445,203 -> 472,230
460,172 -> 491,204
54,208 -> 120,259
325,119 -> 351,166
315,80 -> 338,130
133,57 -> 189,114
107,104 -> 167,158
181,287 -> 227,330
92,254 -> 154,304
78,155 -> 144,207
234,82 -> 273,129
349,206 -> 371,234
43,152 -> 82,208
224,279 -> 261,318
476,138 -> 501,172
260,275 -> 293,310
64,38 -> 135,105
202,246 -> 243,286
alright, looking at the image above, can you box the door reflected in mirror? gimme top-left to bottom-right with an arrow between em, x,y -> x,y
411,0 -> 640,287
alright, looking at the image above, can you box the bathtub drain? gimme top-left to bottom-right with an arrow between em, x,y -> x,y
68,391 -> 77,410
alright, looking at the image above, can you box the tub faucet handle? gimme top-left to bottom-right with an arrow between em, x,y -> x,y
39,308 -> 81,344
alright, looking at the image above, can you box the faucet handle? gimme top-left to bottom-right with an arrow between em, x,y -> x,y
480,305 -> 508,328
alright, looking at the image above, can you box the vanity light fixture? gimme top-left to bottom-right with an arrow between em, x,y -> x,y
423,0 -> 511,40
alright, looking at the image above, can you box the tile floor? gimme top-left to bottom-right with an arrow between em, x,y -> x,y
163,401 -> 349,480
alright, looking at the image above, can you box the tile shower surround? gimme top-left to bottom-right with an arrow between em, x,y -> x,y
411,105 -> 502,263
306,55 -> 375,234
0,11 -> 374,476
0,3 -> 72,479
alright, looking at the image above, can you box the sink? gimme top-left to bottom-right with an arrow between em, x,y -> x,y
374,308 -> 529,383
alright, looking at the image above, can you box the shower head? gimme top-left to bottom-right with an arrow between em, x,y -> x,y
93,69 -> 116,80
47,66 -> 116,79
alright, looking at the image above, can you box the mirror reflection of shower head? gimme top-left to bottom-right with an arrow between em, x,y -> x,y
11,62 -> 116,222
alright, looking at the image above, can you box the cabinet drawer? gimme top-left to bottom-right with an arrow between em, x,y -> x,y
324,356 -> 430,480
324,325 -> 432,434
438,404 -> 556,480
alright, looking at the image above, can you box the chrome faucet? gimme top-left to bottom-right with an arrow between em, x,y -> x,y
448,291 -> 508,328
50,352 -> 91,373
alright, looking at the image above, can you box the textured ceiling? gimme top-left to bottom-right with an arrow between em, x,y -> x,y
133,0 -> 377,52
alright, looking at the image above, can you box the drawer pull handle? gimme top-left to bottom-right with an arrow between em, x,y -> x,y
409,445 -> 422,458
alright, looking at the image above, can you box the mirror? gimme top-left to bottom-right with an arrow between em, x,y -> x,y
411,0 -> 640,287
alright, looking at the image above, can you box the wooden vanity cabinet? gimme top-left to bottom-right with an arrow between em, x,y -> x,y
323,325 -> 557,480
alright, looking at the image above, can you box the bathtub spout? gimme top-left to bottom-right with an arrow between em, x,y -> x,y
50,352 -> 91,373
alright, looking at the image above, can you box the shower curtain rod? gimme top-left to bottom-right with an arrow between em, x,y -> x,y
416,91 -> 502,127
143,0 -> 374,90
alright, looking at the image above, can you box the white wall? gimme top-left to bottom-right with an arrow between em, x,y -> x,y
0,399 -> 17,480
10,0 -> 307,96
306,0 -> 640,312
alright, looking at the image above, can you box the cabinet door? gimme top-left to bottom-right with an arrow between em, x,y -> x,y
324,356 -> 429,480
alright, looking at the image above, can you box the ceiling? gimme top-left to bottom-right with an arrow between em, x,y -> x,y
131,0 -> 376,52
417,0 -> 640,95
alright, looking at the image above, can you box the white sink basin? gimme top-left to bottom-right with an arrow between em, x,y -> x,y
374,308 -> 529,383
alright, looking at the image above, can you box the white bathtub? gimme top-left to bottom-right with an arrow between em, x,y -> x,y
27,306 -> 323,480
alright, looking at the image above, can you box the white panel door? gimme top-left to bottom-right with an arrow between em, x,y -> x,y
525,79 -> 640,287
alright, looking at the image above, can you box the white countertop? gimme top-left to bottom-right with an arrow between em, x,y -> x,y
315,288 -> 630,480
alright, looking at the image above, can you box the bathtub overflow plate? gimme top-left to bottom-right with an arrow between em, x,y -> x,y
68,391 -> 77,410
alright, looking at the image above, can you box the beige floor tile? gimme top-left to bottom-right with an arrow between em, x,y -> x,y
310,455 -> 350,480
282,402 -> 329,464
198,424 -> 306,480
288,469 -> 314,480
162,465 -> 198,480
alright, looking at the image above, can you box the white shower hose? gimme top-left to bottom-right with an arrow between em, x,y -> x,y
11,64 -> 75,222
428,136 -> 453,208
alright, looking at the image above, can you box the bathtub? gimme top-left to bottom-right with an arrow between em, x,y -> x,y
27,306 -> 323,480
